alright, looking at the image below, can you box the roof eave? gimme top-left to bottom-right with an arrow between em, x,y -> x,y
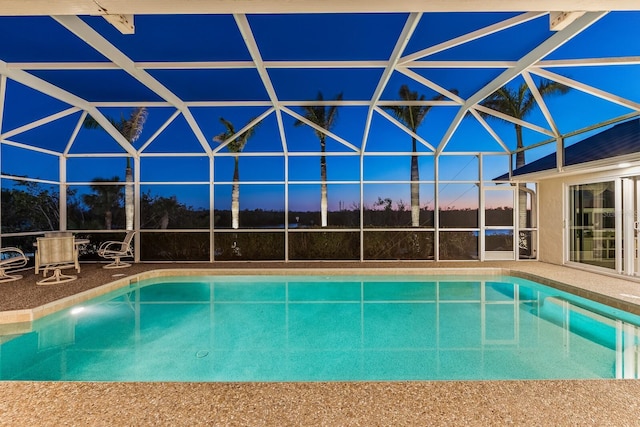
509,152 -> 640,181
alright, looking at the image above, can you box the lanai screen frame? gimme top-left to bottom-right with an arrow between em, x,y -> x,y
1,2 -> 640,262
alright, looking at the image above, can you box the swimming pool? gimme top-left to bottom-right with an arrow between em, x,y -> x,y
1,274 -> 639,381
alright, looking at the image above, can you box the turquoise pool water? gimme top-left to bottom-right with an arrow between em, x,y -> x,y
1,275 -> 639,381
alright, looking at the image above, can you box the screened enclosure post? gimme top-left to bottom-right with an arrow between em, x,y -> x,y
359,151 -> 364,262
434,153 -> 440,261
284,149 -> 289,262
209,155 -> 215,263
616,179 -> 623,274
59,156 -> 67,231
134,156 -> 141,263
509,152 -> 514,179
479,154 -> 484,262
0,75 -> 5,246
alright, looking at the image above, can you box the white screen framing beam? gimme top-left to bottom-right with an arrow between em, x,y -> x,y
0,60 -> 136,156
435,11 -> 607,155
398,12 -> 544,65
234,13 -> 288,154
0,107 -> 80,140
0,1 -> 639,15
362,12 -> 421,153
52,15 -> 212,155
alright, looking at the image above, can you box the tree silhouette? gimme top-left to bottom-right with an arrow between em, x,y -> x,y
384,85 -> 447,226
82,177 -> 123,230
480,80 -> 569,168
294,92 -> 343,227
213,117 -> 261,229
83,107 -> 148,230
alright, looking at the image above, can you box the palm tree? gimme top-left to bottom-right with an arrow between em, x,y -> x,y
385,85 -> 446,227
213,117 -> 260,229
480,80 -> 569,255
294,92 -> 343,227
82,177 -> 123,230
83,107 -> 148,231
480,80 -> 569,168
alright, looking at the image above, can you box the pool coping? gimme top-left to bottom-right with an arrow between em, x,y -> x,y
2,265 -> 640,333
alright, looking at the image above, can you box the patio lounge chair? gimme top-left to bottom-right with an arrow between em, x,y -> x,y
97,231 -> 135,269
35,236 -> 80,285
0,247 -> 28,283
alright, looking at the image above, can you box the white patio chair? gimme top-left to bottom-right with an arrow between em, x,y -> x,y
0,247 -> 28,283
97,231 -> 136,269
34,236 -> 80,285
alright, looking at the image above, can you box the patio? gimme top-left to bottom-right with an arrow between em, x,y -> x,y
1,261 -> 640,425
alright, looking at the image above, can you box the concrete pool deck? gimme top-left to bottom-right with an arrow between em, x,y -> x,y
1,261 -> 640,426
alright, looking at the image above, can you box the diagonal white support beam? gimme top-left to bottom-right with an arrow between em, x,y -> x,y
395,67 -> 465,104
281,106 -> 360,153
2,139 -> 62,157
0,75 -> 7,136
399,12 -> 544,64
1,106 -> 80,139
521,70 -> 560,136
374,106 -> 436,151
530,67 -> 640,112
0,59 -> 136,155
469,109 -> 510,153
53,15 -> 212,155
64,111 -> 87,155
435,11 -> 607,155
362,12 -> 422,153
213,108 -> 275,154
233,15 -> 281,106
234,14 -> 288,154
473,104 -> 556,136
138,109 -> 181,153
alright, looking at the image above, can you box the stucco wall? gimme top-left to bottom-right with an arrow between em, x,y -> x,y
538,177 -> 564,265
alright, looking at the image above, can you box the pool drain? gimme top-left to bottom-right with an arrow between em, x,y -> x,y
196,350 -> 209,358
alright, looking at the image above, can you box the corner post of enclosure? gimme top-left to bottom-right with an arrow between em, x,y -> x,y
59,155 -> 67,231
134,156 -> 141,262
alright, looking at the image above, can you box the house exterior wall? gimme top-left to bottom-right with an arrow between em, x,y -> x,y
538,177 -> 564,265
536,166 -> 640,266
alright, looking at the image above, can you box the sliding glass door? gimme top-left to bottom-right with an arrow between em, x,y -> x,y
568,181 -> 616,270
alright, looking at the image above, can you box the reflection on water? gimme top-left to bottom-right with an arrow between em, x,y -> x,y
1,275 -> 639,381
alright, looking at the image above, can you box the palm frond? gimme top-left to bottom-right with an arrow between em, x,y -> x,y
384,85 -> 449,133
294,92 -> 342,140
121,107 -> 148,143
82,114 -> 119,131
481,80 -> 570,123
83,108 -> 147,144
213,116 -> 260,153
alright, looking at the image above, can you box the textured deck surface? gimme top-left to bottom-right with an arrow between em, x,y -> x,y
2,261 -> 640,426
